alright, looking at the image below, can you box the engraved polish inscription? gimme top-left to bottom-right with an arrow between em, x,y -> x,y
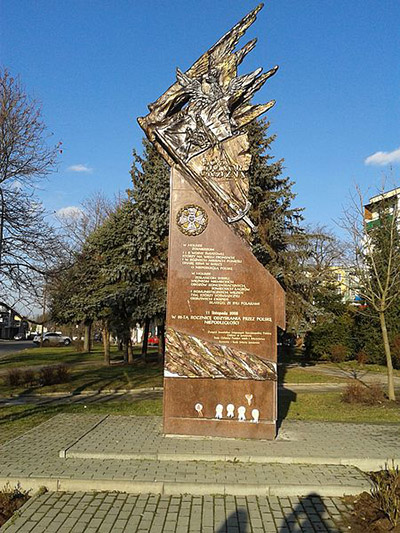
170,242 -> 273,347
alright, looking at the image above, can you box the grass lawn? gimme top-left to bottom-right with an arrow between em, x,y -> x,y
324,361 -> 400,377
0,344 -> 156,369
0,344 -> 97,368
0,346 -> 355,398
280,391 -> 400,423
280,367 -> 346,384
0,345 -> 162,396
1,392 -> 398,446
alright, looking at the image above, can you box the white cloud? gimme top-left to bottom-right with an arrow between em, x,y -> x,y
10,180 -> 23,191
365,147 -> 400,166
67,164 -> 93,173
56,206 -> 83,219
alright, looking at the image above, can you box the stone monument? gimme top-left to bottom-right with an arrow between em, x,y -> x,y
138,3 -> 285,439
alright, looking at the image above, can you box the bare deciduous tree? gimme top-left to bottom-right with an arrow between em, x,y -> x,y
284,225 -> 347,335
55,192 -> 116,251
342,184 -> 400,401
51,192 -> 118,353
301,224 -> 348,285
0,68 -> 64,315
0,69 -> 60,186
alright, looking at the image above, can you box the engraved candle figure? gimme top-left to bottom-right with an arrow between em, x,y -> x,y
251,408 -> 260,423
195,403 -> 203,417
245,394 -> 253,406
215,404 -> 223,419
237,405 -> 246,421
226,404 -> 235,418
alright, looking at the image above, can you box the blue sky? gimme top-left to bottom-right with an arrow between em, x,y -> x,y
1,0 -> 399,234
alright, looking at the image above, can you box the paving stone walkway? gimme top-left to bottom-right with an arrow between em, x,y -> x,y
0,491 -> 353,533
0,414 -> 379,497
61,414 -> 400,471
0,413 -> 389,531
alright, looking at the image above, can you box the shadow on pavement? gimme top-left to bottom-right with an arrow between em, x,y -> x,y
277,388 -> 297,431
216,507 -> 248,532
279,492 -> 343,532
214,495 -> 344,532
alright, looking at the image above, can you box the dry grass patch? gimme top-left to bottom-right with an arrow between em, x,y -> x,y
0,484 -> 29,528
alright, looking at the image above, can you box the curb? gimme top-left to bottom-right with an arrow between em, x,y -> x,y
0,477 -> 372,498
6,387 -> 164,399
59,415 -> 109,458
62,450 -> 400,472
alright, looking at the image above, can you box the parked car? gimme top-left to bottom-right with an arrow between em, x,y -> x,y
148,335 -> 159,346
15,332 -> 38,340
33,332 -> 72,346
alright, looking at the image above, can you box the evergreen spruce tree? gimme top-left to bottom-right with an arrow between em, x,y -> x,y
358,300 -> 400,368
130,138 -> 170,355
50,139 -> 170,361
87,200 -> 143,362
304,291 -> 355,362
49,246 -> 104,352
247,119 -> 308,332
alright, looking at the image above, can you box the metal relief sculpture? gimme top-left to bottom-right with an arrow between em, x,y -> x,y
176,205 -> 208,236
165,328 -> 277,381
139,3 -> 278,242
138,3 -> 285,440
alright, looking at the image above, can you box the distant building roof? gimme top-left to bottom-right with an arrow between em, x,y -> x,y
367,187 -> 400,208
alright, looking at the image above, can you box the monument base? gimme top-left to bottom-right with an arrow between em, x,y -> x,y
163,377 -> 277,440
164,418 -> 276,440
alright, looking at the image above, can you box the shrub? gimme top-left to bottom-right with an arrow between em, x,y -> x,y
4,369 -> 22,387
304,313 -> 355,361
329,344 -> 348,363
356,350 -> 368,365
21,369 -> 36,387
370,462 -> 400,528
366,382 -> 386,404
39,365 -> 69,386
0,483 -> 30,528
39,366 -> 56,386
345,463 -> 400,531
342,381 -> 385,405
342,381 -> 364,404
56,364 -> 69,383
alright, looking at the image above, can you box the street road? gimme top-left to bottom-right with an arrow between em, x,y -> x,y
0,340 -> 33,360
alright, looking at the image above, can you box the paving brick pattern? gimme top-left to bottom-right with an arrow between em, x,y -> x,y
0,491 -> 353,533
0,415 -> 371,496
63,415 -> 400,470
